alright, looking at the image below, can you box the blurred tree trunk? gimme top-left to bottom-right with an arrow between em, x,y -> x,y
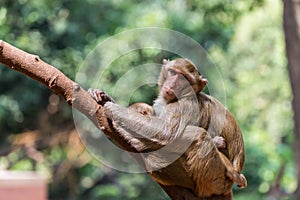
283,0 -> 300,198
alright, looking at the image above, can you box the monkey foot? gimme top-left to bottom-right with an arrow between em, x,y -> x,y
237,174 -> 247,188
226,171 -> 247,189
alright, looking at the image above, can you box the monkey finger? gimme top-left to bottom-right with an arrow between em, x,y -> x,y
88,88 -> 114,105
88,88 -> 103,103
213,136 -> 226,149
101,92 -> 115,104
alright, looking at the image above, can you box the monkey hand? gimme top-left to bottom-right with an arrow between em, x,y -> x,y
88,88 -> 115,106
213,136 -> 226,149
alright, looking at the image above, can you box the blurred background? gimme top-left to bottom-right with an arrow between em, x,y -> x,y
0,0 -> 295,199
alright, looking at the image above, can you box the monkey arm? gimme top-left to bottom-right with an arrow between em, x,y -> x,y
87,89 -> 181,149
111,120 -> 166,152
104,102 -> 199,153
104,102 -> 173,145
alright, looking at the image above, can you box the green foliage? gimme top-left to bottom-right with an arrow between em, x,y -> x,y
210,0 -> 294,197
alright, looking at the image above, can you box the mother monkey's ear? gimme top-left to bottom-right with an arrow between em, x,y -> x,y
162,59 -> 170,65
198,76 -> 208,92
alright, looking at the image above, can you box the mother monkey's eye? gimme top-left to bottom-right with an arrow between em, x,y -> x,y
167,69 -> 177,76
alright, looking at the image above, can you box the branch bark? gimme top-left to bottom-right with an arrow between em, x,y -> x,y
0,40 -> 202,199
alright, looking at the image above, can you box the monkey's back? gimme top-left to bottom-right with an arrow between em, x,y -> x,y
197,92 -> 245,172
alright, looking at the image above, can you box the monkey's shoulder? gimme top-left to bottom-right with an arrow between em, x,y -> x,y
198,92 -> 241,131
197,92 -> 226,110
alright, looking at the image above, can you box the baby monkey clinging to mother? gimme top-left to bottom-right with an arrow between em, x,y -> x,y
88,58 -> 247,199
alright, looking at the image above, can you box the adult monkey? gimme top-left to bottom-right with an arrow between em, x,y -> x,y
88,58 -> 246,199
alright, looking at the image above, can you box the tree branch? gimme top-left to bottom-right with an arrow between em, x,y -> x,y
0,40 -> 135,153
0,40 -> 205,199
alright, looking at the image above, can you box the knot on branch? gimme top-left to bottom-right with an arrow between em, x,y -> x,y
48,76 -> 58,88
34,56 -> 40,62
73,83 -> 81,92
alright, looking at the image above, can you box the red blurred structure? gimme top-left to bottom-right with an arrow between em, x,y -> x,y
0,171 -> 47,200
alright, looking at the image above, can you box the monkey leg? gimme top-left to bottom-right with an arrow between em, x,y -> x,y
183,126 -> 244,197
216,150 -> 247,188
